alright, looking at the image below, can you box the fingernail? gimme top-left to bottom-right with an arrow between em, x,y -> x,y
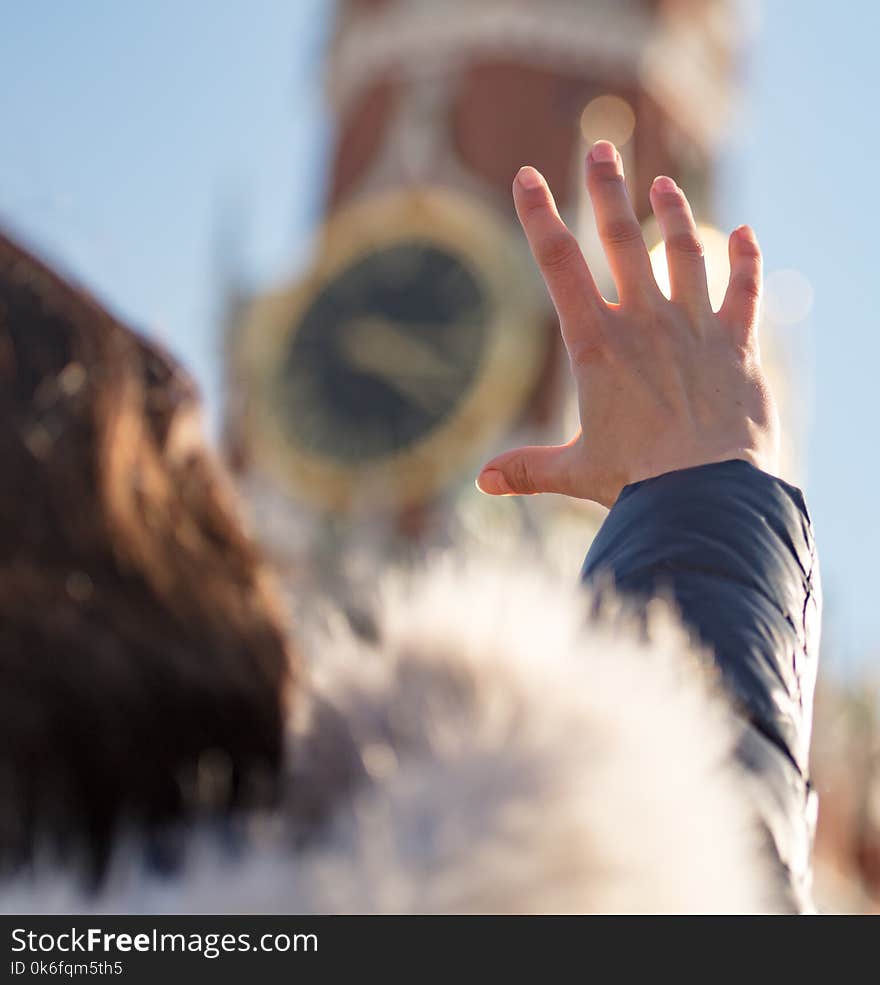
652,175 -> 677,194
476,469 -> 512,495
516,166 -> 543,189
590,140 -> 617,164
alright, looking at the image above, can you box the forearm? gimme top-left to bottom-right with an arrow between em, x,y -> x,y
581,459 -> 820,909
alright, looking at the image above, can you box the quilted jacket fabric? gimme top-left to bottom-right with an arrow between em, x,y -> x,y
582,460 -> 821,911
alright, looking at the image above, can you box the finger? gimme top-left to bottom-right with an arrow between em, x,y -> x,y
586,141 -> 655,304
477,440 -> 584,498
649,176 -> 711,310
718,225 -> 762,340
513,166 -> 604,353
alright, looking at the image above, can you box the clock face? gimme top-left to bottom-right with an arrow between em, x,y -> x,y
277,242 -> 488,463
236,188 -> 545,512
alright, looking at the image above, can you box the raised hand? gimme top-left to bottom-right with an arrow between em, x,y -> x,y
477,140 -> 779,508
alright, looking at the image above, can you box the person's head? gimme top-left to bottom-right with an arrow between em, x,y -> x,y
0,230 -> 292,875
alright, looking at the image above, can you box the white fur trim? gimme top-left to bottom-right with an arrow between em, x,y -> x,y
4,554 -> 776,913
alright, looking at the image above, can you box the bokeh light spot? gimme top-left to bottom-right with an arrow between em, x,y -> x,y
580,95 -> 636,148
764,269 -> 814,325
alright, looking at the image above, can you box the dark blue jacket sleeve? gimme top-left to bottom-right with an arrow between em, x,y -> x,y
581,460 -> 820,910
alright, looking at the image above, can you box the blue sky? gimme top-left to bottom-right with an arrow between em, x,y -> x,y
1,1 -> 878,670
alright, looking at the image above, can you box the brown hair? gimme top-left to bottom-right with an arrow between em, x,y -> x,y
0,230 -> 292,876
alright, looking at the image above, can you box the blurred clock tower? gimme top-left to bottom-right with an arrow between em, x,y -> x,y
223,0 -> 751,566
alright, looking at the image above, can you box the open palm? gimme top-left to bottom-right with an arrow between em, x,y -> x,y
477,140 -> 779,508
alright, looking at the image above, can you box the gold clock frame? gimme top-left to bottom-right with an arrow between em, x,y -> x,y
233,186 -> 547,514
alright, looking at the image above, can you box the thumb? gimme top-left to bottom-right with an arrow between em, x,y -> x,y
476,442 -> 579,497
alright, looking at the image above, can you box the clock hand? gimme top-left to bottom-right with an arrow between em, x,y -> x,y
340,316 -> 468,417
